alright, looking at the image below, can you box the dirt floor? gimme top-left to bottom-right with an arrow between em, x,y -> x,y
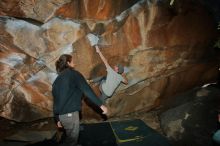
0,110 -> 161,139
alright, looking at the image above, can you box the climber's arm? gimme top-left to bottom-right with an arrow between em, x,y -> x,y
95,46 -> 110,68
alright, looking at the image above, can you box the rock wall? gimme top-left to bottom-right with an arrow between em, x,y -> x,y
0,0 -> 219,122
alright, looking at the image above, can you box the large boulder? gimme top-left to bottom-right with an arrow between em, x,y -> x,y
160,86 -> 220,146
0,0 -> 219,122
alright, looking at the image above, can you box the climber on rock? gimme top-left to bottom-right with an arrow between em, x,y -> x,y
88,46 -> 128,103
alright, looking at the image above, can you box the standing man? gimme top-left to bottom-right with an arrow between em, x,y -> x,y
52,54 -> 108,146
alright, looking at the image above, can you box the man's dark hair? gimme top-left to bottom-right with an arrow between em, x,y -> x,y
55,54 -> 72,74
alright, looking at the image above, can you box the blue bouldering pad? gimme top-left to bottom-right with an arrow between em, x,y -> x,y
79,122 -> 117,146
78,119 -> 171,146
110,119 -> 171,146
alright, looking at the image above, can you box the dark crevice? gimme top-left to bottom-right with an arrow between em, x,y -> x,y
13,17 -> 44,26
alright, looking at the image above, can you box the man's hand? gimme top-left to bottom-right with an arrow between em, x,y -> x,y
95,45 -> 101,53
100,105 -> 108,115
86,79 -> 93,84
57,121 -> 63,128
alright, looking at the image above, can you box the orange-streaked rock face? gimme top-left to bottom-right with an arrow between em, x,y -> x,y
0,0 -> 219,122
0,0 -> 140,22
56,0 -> 140,20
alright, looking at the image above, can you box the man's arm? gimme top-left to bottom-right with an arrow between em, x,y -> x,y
121,73 -> 128,84
75,71 -> 108,114
95,46 -> 110,68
